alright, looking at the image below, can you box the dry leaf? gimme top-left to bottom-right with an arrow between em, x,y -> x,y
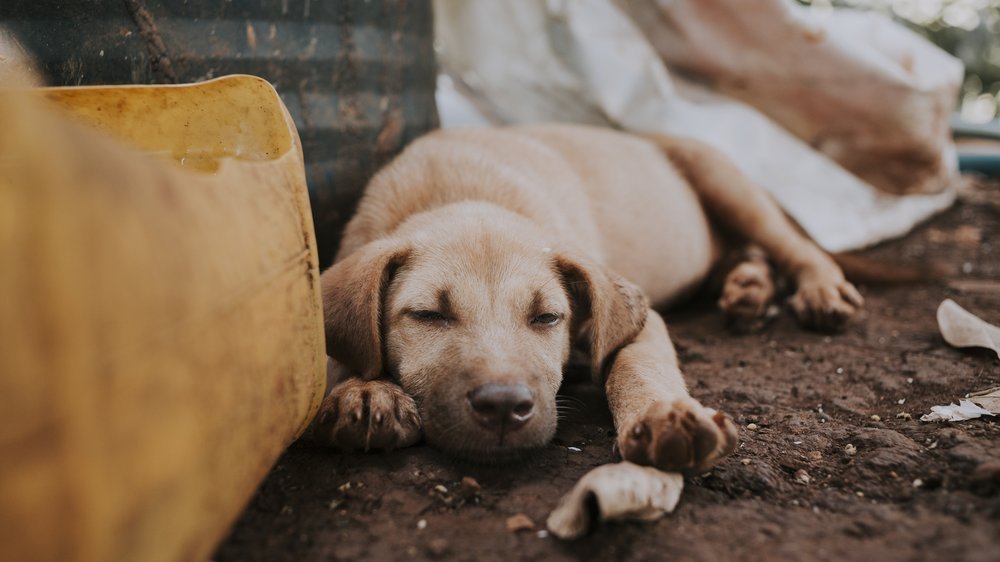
937,299 -> 1000,358
969,387 -> 1000,415
546,462 -> 683,540
920,400 -> 995,422
505,514 -> 535,532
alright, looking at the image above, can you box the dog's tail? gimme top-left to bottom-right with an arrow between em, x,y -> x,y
830,252 -> 949,286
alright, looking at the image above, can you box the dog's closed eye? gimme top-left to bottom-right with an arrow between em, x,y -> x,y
531,312 -> 562,327
408,309 -> 451,323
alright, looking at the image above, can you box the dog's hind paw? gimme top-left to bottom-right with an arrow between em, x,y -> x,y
313,378 -> 422,452
718,260 -> 777,332
618,398 -> 738,475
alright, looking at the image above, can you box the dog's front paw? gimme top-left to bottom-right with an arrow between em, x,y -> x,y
788,275 -> 863,332
618,399 -> 738,475
314,378 -> 422,452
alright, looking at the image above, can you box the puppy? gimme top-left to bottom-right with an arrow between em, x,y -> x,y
312,125 -> 862,471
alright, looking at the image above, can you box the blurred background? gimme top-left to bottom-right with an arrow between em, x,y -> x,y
797,0 -> 1000,123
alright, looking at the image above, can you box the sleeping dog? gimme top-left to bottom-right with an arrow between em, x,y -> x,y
313,125 -> 862,472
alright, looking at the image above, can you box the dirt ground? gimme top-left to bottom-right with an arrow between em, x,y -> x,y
216,182 -> 1000,562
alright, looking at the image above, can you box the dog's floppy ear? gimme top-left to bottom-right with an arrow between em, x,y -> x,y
320,239 -> 410,379
556,252 -> 648,381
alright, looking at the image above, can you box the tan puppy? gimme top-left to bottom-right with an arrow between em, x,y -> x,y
313,125 -> 862,472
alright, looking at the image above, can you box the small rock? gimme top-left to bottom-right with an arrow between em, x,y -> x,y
506,514 -> 535,532
844,444 -> 857,456
870,415 -> 881,422
741,458 -> 752,465
417,519 -> 428,530
337,482 -> 351,493
427,538 -> 450,558
747,423 -> 759,430
912,478 -> 923,488
794,469 -> 811,485
896,412 -> 912,421
434,484 -> 448,494
567,446 -> 582,452
536,530 -> 549,539
460,476 -> 481,500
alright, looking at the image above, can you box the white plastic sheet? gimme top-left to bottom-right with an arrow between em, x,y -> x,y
434,0 -> 963,251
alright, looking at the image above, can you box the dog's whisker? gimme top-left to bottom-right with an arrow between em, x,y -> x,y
556,395 -> 588,411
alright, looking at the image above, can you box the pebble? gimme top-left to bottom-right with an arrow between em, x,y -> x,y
913,478 -> 924,488
794,469 -> 811,485
427,538 -> 450,557
434,484 -> 448,494
870,415 -> 881,422
417,519 -> 427,530
896,412 -> 912,421
567,446 -> 582,452
460,476 -> 481,499
506,514 -> 535,532
741,458 -> 752,465
746,423 -> 759,430
844,444 -> 857,456
536,530 -> 549,539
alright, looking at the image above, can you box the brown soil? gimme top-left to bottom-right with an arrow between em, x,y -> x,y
216,183 -> 1000,562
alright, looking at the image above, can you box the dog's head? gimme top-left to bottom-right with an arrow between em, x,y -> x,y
320,205 -> 646,460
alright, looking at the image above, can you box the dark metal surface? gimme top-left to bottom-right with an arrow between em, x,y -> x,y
2,0 -> 439,266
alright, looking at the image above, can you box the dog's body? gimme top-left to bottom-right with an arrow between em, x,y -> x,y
315,125 -> 862,471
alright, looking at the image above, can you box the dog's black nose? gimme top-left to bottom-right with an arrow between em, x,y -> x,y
467,383 -> 534,432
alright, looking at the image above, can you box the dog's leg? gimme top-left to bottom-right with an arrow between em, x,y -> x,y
650,135 -> 863,331
717,245 -> 778,332
606,310 -> 738,474
312,375 -> 422,452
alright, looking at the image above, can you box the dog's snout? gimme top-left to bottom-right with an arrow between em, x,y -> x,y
467,383 -> 535,432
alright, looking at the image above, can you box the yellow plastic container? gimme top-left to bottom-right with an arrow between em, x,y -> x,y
0,75 -> 326,562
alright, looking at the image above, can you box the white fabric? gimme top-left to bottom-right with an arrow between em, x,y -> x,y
433,0 -> 963,252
